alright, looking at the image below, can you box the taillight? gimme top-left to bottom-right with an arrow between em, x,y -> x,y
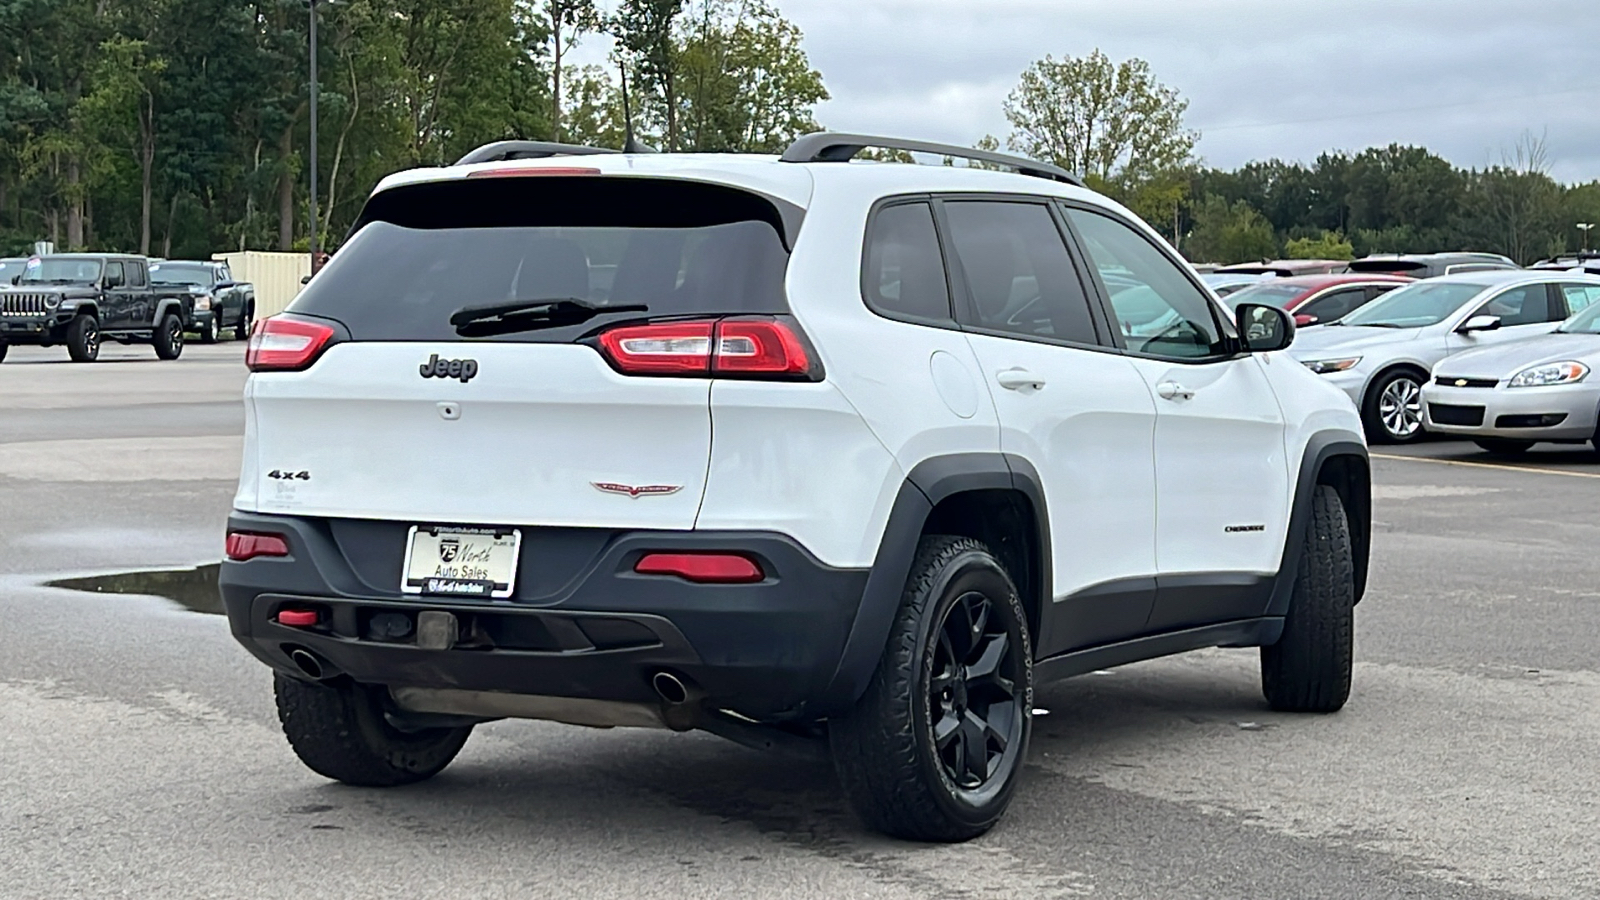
246,316 -> 336,371
635,552 -> 764,584
597,318 -> 816,379
226,531 -> 290,561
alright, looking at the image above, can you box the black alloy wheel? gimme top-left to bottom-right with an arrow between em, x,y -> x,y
154,313 -> 184,360
67,314 -> 99,362
929,590 -> 1026,792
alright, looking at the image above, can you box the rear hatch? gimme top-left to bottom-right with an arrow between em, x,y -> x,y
238,173 -> 801,531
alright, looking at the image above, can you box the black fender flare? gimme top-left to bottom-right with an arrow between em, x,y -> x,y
153,298 -> 186,324
816,453 -> 1051,713
1264,431 -> 1370,619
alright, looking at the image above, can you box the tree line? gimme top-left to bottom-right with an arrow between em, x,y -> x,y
0,0 -> 825,259
3,13 -> 1594,266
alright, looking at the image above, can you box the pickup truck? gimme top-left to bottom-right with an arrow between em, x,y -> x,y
149,259 -> 255,343
0,253 -> 195,362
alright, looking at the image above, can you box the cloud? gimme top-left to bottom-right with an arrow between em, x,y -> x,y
762,0 -> 1600,182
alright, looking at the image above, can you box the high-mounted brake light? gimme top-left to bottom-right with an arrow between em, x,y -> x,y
597,318 -> 815,379
635,552 -> 764,584
246,317 -> 336,372
466,167 -> 601,178
226,531 -> 291,561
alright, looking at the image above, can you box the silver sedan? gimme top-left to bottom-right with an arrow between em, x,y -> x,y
1422,296 -> 1600,453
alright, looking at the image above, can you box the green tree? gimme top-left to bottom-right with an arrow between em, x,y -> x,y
1284,231 -> 1355,261
612,0 -> 686,149
1003,50 -> 1196,181
1184,195 -> 1277,264
540,0 -> 599,141
676,0 -> 826,152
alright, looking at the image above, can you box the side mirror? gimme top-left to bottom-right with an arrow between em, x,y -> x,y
1236,303 -> 1295,352
300,275 -> 312,285
1458,315 -> 1502,334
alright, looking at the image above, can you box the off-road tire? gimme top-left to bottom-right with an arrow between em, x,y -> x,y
274,673 -> 472,787
1474,438 -> 1534,455
197,315 -> 218,344
829,535 -> 1033,842
235,308 -> 253,341
1361,368 -> 1427,444
1262,485 -> 1354,712
66,314 -> 99,362
0,342 -> 7,363
153,313 -> 184,360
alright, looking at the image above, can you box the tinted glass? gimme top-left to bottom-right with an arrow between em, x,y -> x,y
1341,281 -> 1485,327
944,201 -> 1097,343
1066,208 -> 1224,358
1298,288 -> 1366,321
18,258 -> 102,283
862,202 -> 951,322
1559,299 -> 1600,333
1480,284 -> 1558,326
126,261 -> 146,287
292,178 -> 791,342
103,262 -> 125,286
151,263 -> 213,287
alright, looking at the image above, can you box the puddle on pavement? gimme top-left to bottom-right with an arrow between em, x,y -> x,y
46,564 -> 223,615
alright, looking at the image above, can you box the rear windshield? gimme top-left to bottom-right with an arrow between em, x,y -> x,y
290,177 -> 796,342
149,263 -> 213,286
1348,259 -> 1425,274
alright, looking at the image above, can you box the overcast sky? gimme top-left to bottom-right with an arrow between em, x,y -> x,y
576,0 -> 1600,183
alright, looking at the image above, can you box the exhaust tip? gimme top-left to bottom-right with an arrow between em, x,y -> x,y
651,671 -> 689,705
288,648 -> 324,680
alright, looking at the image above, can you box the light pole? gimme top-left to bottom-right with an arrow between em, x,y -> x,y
1578,223 -> 1594,255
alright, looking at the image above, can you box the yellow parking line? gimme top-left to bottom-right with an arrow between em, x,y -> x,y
1370,452 -> 1600,480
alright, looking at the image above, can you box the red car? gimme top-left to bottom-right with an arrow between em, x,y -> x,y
1221,273 -> 1415,326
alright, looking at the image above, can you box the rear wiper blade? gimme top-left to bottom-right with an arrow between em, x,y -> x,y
450,297 -> 648,337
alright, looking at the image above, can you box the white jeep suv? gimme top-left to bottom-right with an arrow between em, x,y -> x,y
220,133 -> 1371,842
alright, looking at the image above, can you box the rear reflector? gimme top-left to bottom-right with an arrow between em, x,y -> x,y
597,318 -> 814,379
246,316 -> 336,372
275,609 -> 320,627
226,531 -> 291,561
634,552 -> 764,584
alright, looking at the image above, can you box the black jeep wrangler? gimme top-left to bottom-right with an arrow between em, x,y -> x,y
0,254 -> 194,362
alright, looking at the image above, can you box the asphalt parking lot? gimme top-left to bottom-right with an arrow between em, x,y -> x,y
2,343 -> 1597,899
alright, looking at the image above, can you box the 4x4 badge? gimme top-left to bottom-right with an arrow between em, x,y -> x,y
592,482 -> 682,498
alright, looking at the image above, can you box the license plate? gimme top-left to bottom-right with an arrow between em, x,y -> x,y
400,525 -> 522,599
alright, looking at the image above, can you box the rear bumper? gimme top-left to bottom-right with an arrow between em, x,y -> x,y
219,512 -> 870,721
1421,382 -> 1600,440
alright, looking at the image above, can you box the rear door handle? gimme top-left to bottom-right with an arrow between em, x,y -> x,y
995,368 -> 1046,391
1156,381 -> 1195,401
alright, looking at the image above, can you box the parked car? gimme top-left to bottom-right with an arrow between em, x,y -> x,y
219,131 -> 1370,843
1200,272 -> 1274,296
1289,270 -> 1598,443
1529,252 -> 1600,275
1422,280 -> 1600,453
0,254 -> 194,362
1216,258 -> 1349,276
149,259 -> 255,343
1221,274 -> 1414,326
1347,252 -> 1517,278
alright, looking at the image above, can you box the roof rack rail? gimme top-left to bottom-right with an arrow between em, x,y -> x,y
779,132 -> 1084,187
454,140 -> 620,166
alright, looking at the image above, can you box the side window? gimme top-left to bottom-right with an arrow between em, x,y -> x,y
1064,207 -> 1226,359
862,202 -> 952,323
1560,284 -> 1600,315
1299,288 -> 1366,322
126,262 -> 146,288
942,200 -> 1098,344
1481,284 -> 1558,326
218,265 -> 232,283
103,261 -> 126,287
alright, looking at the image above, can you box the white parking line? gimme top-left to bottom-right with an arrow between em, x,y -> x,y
1371,452 -> 1600,480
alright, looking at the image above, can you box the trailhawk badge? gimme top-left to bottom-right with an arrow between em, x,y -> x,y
592,481 -> 682,498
